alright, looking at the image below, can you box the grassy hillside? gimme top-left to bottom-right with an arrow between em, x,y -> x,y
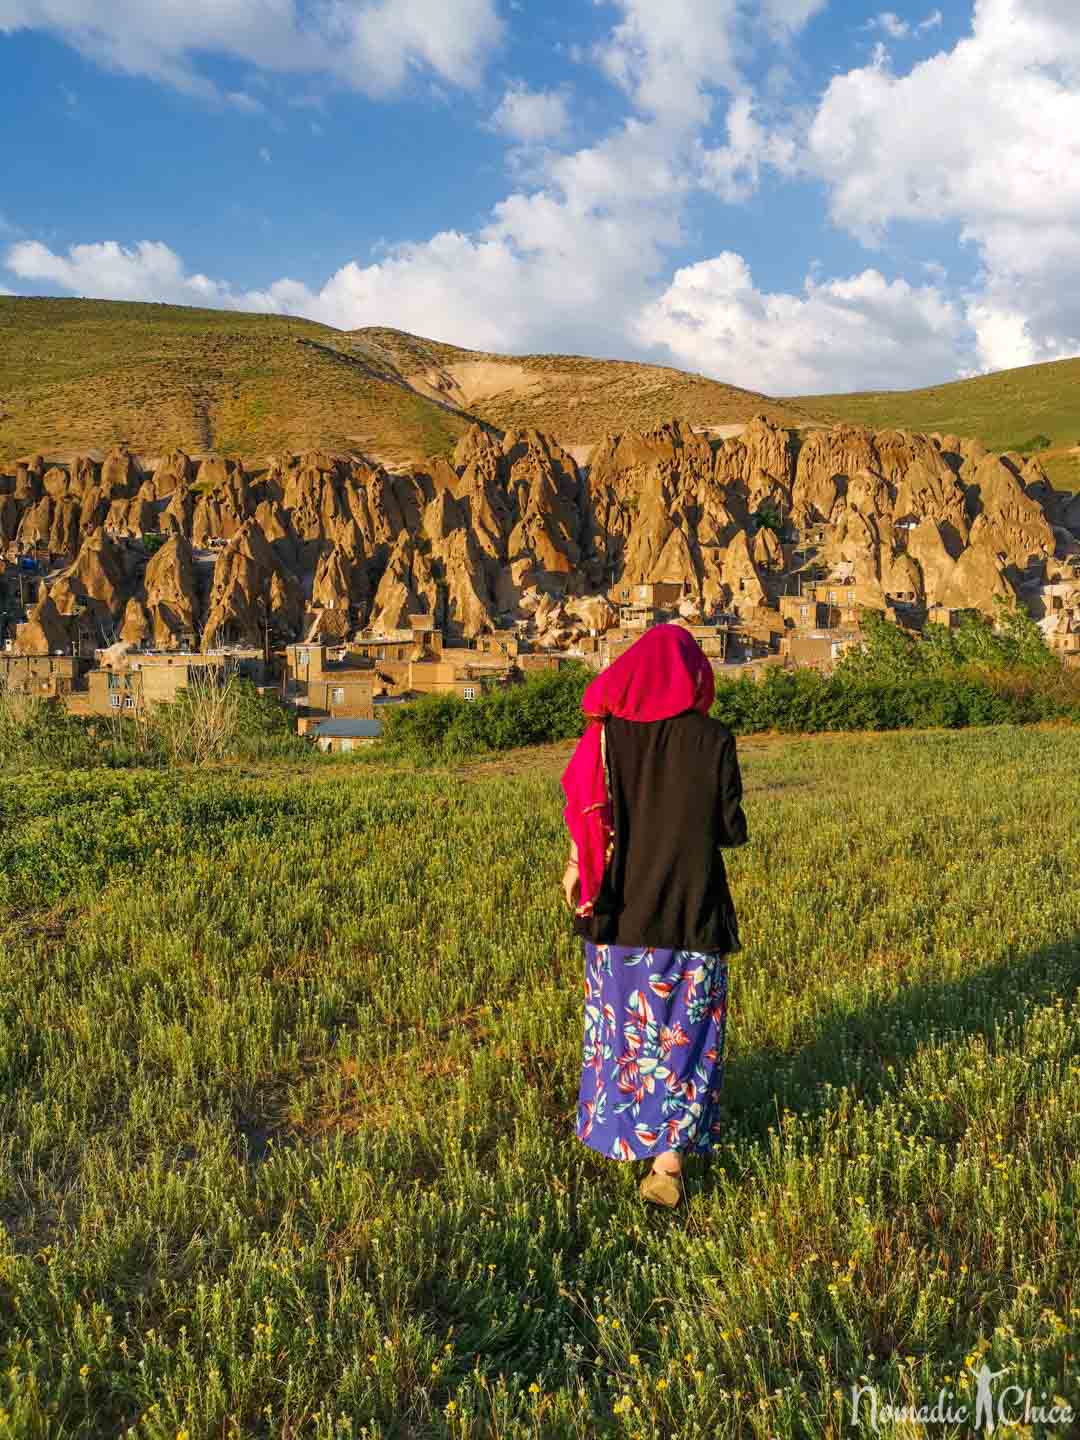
350,327 -> 819,442
0,298 -> 470,466
2,727 -> 1078,1437
0,300 -> 814,466
791,358 -> 1080,455
1040,451 -> 1080,493
6,297 -> 1080,470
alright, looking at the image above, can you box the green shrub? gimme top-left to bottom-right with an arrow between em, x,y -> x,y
0,692 -> 101,769
378,635 -> 1079,763
0,677 -> 305,771
1009,433 -> 1052,453
148,675 -> 306,764
379,665 -> 591,761
840,603 -> 1058,682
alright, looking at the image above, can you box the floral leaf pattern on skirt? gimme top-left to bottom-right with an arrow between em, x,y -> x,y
577,941 -> 729,1160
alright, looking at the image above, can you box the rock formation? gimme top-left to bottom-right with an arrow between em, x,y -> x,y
201,520 -> 303,650
13,591 -> 77,655
939,542 -> 1016,612
144,534 -> 201,647
6,411 -> 1080,654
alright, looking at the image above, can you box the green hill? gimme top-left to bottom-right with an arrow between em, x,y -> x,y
0,298 -> 471,467
349,325 -> 819,442
789,359 -> 1080,489
0,299 -> 812,465
5,297 -> 1080,482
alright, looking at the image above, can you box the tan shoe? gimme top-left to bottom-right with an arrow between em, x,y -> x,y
639,1167 -> 682,1208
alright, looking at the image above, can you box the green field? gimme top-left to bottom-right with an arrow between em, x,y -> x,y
2,728 -> 1079,1438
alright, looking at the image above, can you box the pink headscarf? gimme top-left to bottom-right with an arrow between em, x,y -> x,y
561,624 -> 716,917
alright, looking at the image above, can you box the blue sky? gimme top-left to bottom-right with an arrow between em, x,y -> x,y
2,0 -> 1078,394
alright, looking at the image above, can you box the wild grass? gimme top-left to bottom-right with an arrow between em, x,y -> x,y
1,726 -> 1079,1437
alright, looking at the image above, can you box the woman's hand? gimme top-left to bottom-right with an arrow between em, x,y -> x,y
562,860 -> 580,911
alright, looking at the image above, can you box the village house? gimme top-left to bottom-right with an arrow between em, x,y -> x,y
0,653 -> 87,698
474,629 -> 521,658
599,630 -> 646,665
926,605 -> 959,629
779,594 -> 828,629
676,623 -> 729,660
1049,629 -> 1080,657
284,643 -> 377,716
599,618 -> 756,668
1036,580 -> 1080,616
306,671 -> 376,718
782,626 -> 863,670
606,580 -> 685,629
351,623 -> 442,664
0,552 -> 45,618
517,651 -> 573,675
298,716 -> 383,752
814,579 -> 858,611
722,654 -> 787,681
82,648 -> 267,715
406,648 -> 518,699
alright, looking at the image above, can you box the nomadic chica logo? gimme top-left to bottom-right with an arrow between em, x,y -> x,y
848,1364 -> 1074,1434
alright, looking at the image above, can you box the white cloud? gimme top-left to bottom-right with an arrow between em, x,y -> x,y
6,240 -> 242,306
805,0 -> 1080,370
866,9 -> 943,40
700,93 -> 798,203
259,146 -> 272,164
636,254 -> 965,393
761,0 -> 828,29
6,0 -> 811,365
872,12 -> 910,39
225,90 -> 265,114
596,0 -> 741,127
0,0 -> 503,98
489,83 -> 570,144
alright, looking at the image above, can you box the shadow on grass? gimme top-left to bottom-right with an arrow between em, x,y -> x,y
704,929 -> 1080,1176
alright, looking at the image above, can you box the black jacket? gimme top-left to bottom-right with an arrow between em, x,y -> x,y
573,711 -> 748,952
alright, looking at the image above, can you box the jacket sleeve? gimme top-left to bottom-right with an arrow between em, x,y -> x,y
717,731 -> 748,848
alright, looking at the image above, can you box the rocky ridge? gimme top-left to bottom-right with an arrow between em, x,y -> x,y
3,418 -> 1076,656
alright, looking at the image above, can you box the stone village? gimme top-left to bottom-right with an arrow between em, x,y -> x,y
3,417 -> 1080,751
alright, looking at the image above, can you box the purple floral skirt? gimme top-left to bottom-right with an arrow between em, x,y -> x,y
577,942 -> 729,1161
